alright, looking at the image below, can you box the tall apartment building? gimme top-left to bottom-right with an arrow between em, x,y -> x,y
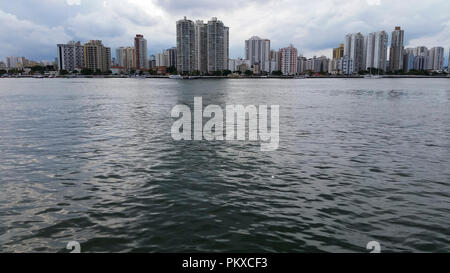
279,44 -> 298,75
428,47 -> 444,71
207,17 -> 227,73
194,20 -> 208,74
57,41 -> 84,71
83,40 -> 111,72
134,34 -> 148,70
224,26 -> 229,71
344,32 -> 365,73
365,31 -> 388,71
176,17 -> 195,74
115,47 -> 124,67
333,44 -> 344,60
165,47 -> 177,68
177,16 -> 229,74
403,48 -> 415,72
389,26 -> 404,72
5,56 -> 25,69
245,36 -> 271,73
115,46 -> 135,70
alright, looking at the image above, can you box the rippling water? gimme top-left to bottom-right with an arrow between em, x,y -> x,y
0,78 -> 449,253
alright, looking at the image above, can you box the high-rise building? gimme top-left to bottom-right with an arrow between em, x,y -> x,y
5,56 -> 24,69
83,40 -> 111,72
156,52 -> 167,67
176,17 -> 195,74
365,31 -> 388,71
177,16 -> 229,74
344,33 -> 365,73
165,47 -> 177,68
134,34 -> 148,70
115,47 -> 124,67
125,47 -> 136,70
279,44 -> 298,75
207,17 -> 228,73
115,46 -> 135,70
224,26 -> 229,72
389,26 -> 404,72
245,36 -> 271,72
194,20 -> 208,74
57,41 -> 84,71
340,56 -> 354,75
403,48 -> 415,72
333,44 -> 344,60
149,55 -> 156,69
428,47 -> 444,71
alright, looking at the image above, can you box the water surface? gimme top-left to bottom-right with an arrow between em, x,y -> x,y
0,78 -> 449,252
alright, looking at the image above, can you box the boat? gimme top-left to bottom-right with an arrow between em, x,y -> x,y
364,74 -> 382,79
169,75 -> 183,79
364,68 -> 382,79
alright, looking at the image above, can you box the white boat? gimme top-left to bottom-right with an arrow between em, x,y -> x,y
364,74 -> 382,79
169,75 -> 183,79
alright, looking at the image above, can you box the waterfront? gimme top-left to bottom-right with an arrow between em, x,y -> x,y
0,78 -> 449,252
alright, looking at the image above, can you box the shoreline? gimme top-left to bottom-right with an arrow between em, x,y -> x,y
1,75 -> 449,79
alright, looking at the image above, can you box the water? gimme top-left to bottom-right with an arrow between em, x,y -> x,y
0,78 -> 449,253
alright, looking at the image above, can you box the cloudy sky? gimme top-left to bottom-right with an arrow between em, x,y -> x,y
0,0 -> 449,64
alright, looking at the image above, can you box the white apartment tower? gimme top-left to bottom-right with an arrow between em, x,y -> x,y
428,47 -> 444,71
245,36 -> 271,73
365,31 -> 388,71
57,41 -> 84,71
344,33 -> 365,73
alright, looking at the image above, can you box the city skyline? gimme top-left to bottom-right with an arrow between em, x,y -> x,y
0,0 -> 449,65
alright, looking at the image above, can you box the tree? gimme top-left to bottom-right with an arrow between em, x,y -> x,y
0,69 -> 6,75
223,69 -> 232,76
60,70 -> 69,75
80,68 -> 93,75
271,70 -> 282,76
167,66 -> 178,75
244,70 -> 253,76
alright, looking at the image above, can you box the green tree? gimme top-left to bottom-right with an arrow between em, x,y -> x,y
167,66 -> 178,75
244,70 -> 253,76
80,68 -> 93,75
60,70 -> 69,75
0,69 -> 7,75
223,69 -> 232,76
271,70 -> 282,76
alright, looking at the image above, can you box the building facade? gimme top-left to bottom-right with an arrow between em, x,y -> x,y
207,17 -> 227,73
333,44 -> 344,60
245,36 -> 271,73
365,31 -> 388,71
428,47 -> 444,71
344,33 -> 365,73
83,40 -> 111,72
176,17 -> 196,74
134,34 -> 148,70
57,41 -> 84,71
389,26 -> 404,72
279,44 -> 298,75
194,20 -> 208,74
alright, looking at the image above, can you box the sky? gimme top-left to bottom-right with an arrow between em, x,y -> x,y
0,0 -> 449,65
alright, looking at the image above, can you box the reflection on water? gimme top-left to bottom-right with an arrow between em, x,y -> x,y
0,78 -> 449,252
